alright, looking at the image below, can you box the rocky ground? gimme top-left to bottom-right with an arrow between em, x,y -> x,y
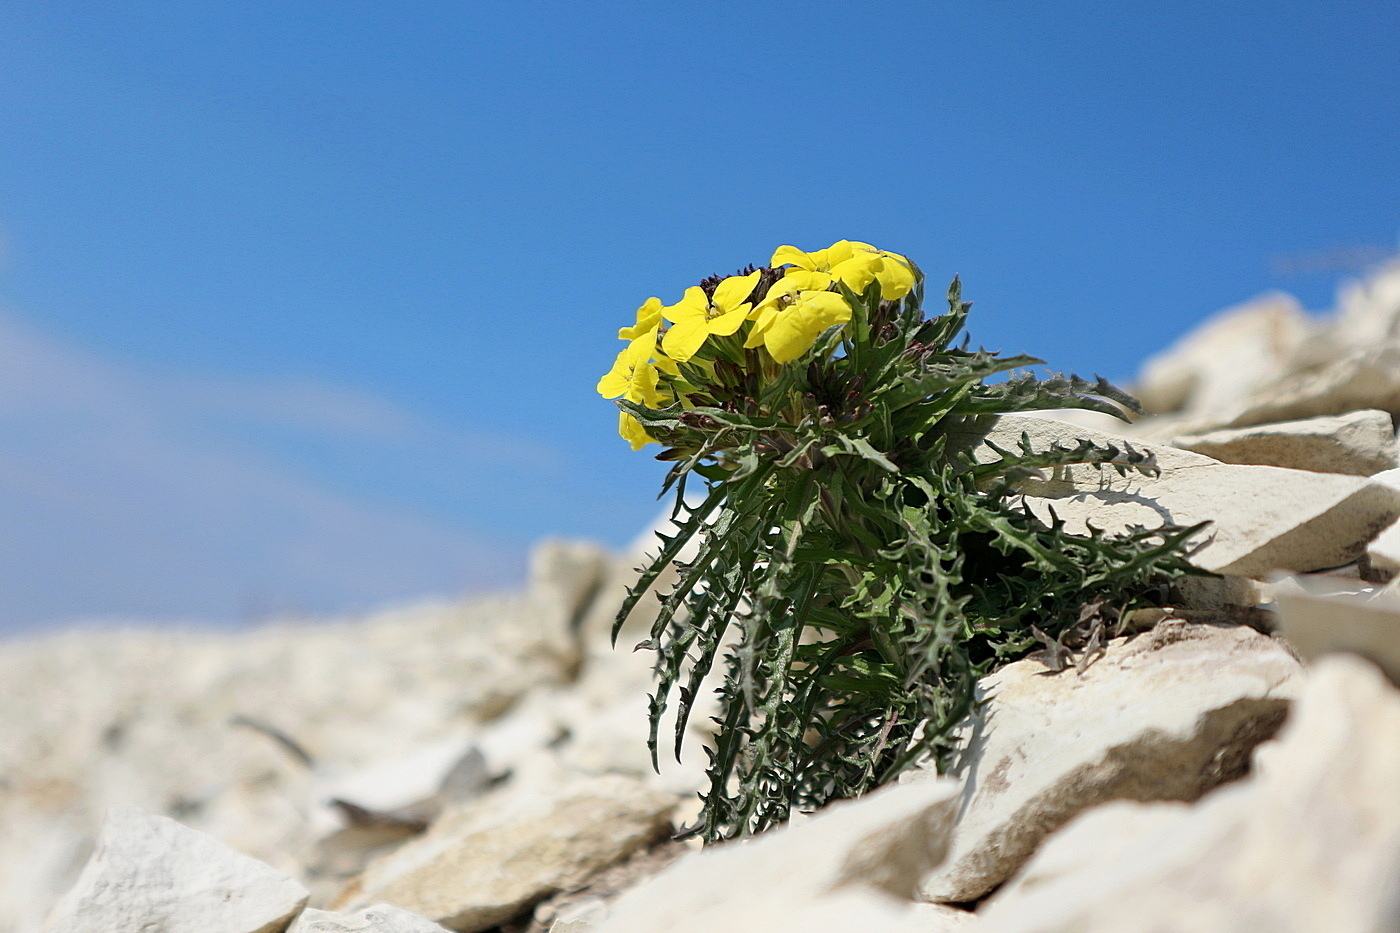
7,261 -> 1400,933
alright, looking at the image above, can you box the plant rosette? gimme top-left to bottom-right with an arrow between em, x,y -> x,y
597,239 -> 1203,843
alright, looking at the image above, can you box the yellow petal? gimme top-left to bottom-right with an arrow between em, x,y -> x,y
662,286 -> 709,323
712,270 -> 761,311
618,296 -> 663,340
743,307 -> 775,348
628,361 -> 665,407
770,270 -> 833,298
770,245 -> 814,270
873,253 -> 916,299
762,292 -> 852,364
829,254 -> 879,293
661,317 -> 710,362
597,333 -> 657,398
828,239 -> 875,260
597,365 -> 630,399
619,412 -> 656,450
707,304 -> 750,337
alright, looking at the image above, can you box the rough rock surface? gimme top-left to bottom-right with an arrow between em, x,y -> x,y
42,805 -> 308,933
951,413 -> 1400,577
596,777 -> 963,933
0,540 -> 620,932
1225,342 -> 1400,429
289,904 -> 452,932
915,620 -> 1302,903
339,775 -> 676,932
978,655 -> 1400,933
1366,468 -> 1400,577
1132,292 -> 1308,420
1272,574 -> 1400,686
1172,409 -> 1398,475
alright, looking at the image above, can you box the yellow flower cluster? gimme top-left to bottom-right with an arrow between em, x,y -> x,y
598,240 -> 914,448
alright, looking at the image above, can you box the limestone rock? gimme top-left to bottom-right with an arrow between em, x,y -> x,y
915,620 -> 1302,903
289,904 -> 451,932
950,414 -> 1400,577
1225,342 -> 1400,429
43,805 -> 308,933
1172,409 -> 1398,476
1133,292 -> 1308,418
915,903 -> 980,929
987,800 -> 1189,907
979,655 -> 1400,933
340,775 -> 676,932
313,734 -> 490,824
518,538 -> 613,672
1369,520 -> 1400,578
597,777 -> 962,933
1272,573 -> 1400,686
1329,260 -> 1400,354
1367,468 -> 1400,578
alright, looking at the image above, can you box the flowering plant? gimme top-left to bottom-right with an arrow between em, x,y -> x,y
599,240 -> 1199,842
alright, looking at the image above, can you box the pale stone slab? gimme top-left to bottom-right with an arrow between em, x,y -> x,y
1370,520 -> 1400,577
1132,292 -> 1308,418
1224,342 -> 1400,429
2,588 -> 584,932
43,806 -> 308,933
1173,409 -> 1398,475
597,778 -> 963,933
290,904 -> 451,932
340,775 -> 676,932
915,621 -> 1302,903
1367,468 -> 1400,577
950,414 -> 1400,577
1272,573 -> 1400,686
979,655 -> 1400,933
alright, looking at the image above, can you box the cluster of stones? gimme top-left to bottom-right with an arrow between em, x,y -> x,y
8,260 -> 1400,933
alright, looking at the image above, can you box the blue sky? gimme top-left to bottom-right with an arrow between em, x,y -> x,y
0,1 -> 1396,632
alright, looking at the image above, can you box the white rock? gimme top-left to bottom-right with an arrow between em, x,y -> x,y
979,655 -> 1400,933
0,590 -> 585,931
1173,409 -> 1398,476
312,733 -> 486,821
289,904 -> 452,932
987,800 -> 1189,906
1224,342 -> 1400,429
1272,573 -> 1400,686
1133,292 -> 1308,418
953,414 -> 1400,577
518,538 -> 614,671
1328,260 -> 1400,354
598,778 -> 963,933
340,775 -> 676,932
915,902 -> 981,929
1367,468 -> 1400,578
546,897 -> 610,931
1370,521 -> 1400,578
42,805 -> 307,933
916,620 -> 1302,903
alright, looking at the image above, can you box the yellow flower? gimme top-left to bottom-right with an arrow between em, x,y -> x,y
598,329 -> 681,449
745,271 -> 852,364
618,296 -> 663,341
618,411 -> 655,451
597,331 -> 673,407
660,271 -> 761,362
771,240 -> 916,300
771,239 -> 875,278
854,250 -> 916,300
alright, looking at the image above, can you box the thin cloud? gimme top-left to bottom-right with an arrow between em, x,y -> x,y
0,311 -> 546,634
